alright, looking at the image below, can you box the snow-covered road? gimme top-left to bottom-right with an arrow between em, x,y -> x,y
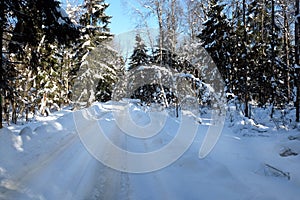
1,102 -> 300,200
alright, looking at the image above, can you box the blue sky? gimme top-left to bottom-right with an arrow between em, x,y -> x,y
106,0 -> 135,34
60,0 -> 136,35
60,0 -> 157,35
106,0 -> 157,35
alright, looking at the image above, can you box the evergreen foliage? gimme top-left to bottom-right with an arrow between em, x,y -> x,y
198,0 -> 232,83
128,34 -> 149,70
197,0 -> 293,117
127,38 -> 202,108
0,0 -> 118,125
0,0 -> 81,126
68,0 -> 119,106
0,0 -> 299,126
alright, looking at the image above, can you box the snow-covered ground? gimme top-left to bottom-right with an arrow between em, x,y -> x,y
0,101 -> 300,200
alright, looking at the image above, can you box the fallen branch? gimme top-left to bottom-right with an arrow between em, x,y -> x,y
264,164 -> 290,180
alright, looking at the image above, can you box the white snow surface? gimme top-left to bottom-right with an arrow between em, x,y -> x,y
0,101 -> 300,200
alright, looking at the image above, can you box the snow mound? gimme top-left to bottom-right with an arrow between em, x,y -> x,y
128,104 -> 151,126
19,126 -> 34,143
33,121 -> 63,134
0,128 -> 23,170
232,118 -> 269,135
19,126 -> 33,136
297,123 -> 300,131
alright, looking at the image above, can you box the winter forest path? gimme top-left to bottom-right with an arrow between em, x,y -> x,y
0,117 -> 134,200
0,104 -> 300,200
0,107 -> 177,200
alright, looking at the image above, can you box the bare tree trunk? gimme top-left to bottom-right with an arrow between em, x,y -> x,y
12,100 -> 17,124
295,0 -> 300,122
270,0 -> 276,118
185,0 -> 203,40
0,96 -> 2,129
170,0 -> 177,53
155,0 -> 164,63
0,0 -> 3,128
243,0 -> 249,118
4,98 -> 9,125
271,0 -> 275,76
261,0 -> 265,47
21,69 -> 32,121
40,93 -> 48,116
25,105 -> 29,121
281,0 -> 291,101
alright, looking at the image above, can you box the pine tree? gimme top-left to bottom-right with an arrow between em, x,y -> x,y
79,0 -> 112,46
295,0 -> 300,122
151,48 -> 179,70
35,40 -> 69,110
94,44 -> 123,102
69,0 -> 118,106
128,34 -> 150,70
0,0 -> 6,128
197,0 -> 232,85
244,0 -> 285,107
1,0 -> 80,124
279,0 -> 294,102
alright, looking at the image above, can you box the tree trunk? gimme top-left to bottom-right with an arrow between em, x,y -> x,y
156,1 -> 164,64
40,93 -> 48,116
4,98 -> 9,125
296,0 -> 300,122
270,0 -> 276,118
0,0 -> 3,129
281,0 -> 291,101
12,100 -> 17,124
170,0 -> 177,53
243,0 -> 249,118
0,96 -> 2,129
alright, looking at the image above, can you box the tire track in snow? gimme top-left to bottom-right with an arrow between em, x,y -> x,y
130,141 -> 175,200
1,118 -> 108,200
2,108 -> 172,200
1,133 -> 79,198
91,125 -> 131,200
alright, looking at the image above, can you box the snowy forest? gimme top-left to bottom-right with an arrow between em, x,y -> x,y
1,0 -> 300,199
0,0 -> 299,127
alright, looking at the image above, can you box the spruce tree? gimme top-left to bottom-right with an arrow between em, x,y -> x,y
1,0 -> 80,123
70,0 -> 120,106
245,0 -> 285,106
128,34 -> 149,70
197,0 -> 232,84
151,48 -> 179,70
